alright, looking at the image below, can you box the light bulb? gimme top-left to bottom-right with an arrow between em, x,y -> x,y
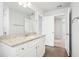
18,2 -> 32,8
28,2 -> 31,6
23,2 -> 27,8
18,2 -> 23,5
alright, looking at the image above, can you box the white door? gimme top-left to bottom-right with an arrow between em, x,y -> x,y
42,16 -> 54,46
64,8 -> 70,56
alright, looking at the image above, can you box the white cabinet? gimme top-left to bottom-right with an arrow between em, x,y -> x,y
0,37 -> 45,57
45,33 -> 54,46
17,45 -> 36,57
36,37 -> 45,57
20,48 -> 36,57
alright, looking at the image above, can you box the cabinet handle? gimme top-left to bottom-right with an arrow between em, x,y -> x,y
36,46 -> 37,49
21,48 -> 24,50
66,33 -> 69,35
38,45 -> 39,47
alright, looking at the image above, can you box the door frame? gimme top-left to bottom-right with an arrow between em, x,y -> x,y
53,8 -> 72,56
69,8 -> 72,57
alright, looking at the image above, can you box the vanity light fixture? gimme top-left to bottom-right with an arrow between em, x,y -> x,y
23,2 -> 28,8
57,4 -> 62,8
18,2 -> 23,5
18,2 -> 31,8
28,2 -> 31,6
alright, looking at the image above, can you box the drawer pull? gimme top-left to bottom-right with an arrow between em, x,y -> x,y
21,48 -> 24,50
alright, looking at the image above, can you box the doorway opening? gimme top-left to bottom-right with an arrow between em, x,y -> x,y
54,15 -> 66,48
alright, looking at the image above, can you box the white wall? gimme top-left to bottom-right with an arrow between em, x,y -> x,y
42,16 -> 54,35
42,16 -> 54,46
55,19 -> 63,39
45,8 -> 66,16
0,2 -> 3,56
0,3 -> 3,36
71,2 -> 79,57
3,8 -> 10,35
35,9 -> 44,34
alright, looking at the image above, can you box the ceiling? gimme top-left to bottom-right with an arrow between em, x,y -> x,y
4,2 -> 35,16
4,2 -> 71,14
32,2 -> 71,12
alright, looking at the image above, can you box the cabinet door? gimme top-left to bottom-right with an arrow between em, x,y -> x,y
17,46 -> 36,57
24,47 -> 36,57
45,33 -> 54,46
16,40 -> 38,57
36,38 -> 45,57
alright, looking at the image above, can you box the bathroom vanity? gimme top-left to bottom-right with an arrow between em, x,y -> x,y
0,2 -> 45,57
0,34 -> 45,57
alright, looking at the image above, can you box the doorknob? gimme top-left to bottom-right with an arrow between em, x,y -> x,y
66,33 -> 69,35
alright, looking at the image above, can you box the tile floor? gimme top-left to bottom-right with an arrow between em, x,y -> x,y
44,45 -> 68,57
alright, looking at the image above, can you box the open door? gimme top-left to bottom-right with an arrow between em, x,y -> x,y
64,8 -> 71,56
54,8 -> 71,56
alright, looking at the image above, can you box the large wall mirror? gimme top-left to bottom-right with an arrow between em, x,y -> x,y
3,2 -> 36,36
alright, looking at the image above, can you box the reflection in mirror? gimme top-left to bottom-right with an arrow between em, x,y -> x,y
3,2 -> 36,37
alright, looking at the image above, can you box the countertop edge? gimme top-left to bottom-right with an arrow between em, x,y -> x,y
0,35 -> 45,47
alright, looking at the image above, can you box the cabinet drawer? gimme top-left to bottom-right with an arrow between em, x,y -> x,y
15,43 -> 28,55
17,46 -> 36,57
15,39 -> 38,55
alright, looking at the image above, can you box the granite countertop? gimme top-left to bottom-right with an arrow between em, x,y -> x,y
0,34 -> 45,47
